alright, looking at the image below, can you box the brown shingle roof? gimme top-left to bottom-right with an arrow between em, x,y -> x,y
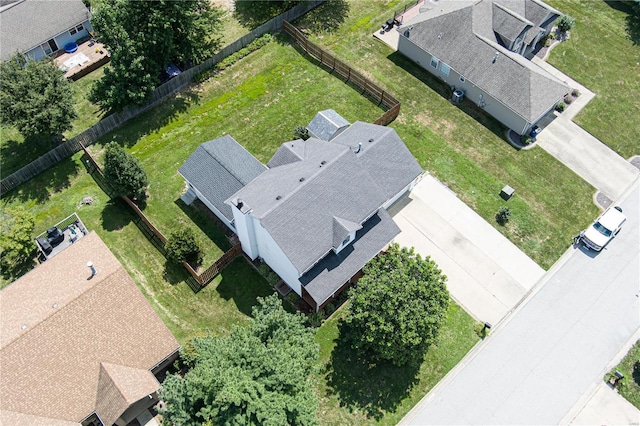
0,232 -> 180,423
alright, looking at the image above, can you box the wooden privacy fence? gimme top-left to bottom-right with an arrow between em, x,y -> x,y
1,0 -> 326,197
282,20 -> 401,126
80,145 -> 241,289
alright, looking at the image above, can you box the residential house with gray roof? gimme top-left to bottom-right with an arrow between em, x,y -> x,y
397,0 -> 569,136
306,109 -> 351,141
226,121 -> 423,311
0,232 -> 180,426
179,135 -> 267,231
0,0 -> 92,62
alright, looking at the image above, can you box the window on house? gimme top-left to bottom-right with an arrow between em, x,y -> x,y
69,24 -> 84,36
440,62 -> 450,76
430,56 -> 439,69
70,28 -> 77,35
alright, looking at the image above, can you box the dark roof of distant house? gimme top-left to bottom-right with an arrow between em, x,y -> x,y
0,232 -> 180,425
229,122 -> 421,277
300,209 -> 400,305
179,135 -> 267,222
306,109 -> 350,141
0,0 -> 91,61
400,0 -> 567,122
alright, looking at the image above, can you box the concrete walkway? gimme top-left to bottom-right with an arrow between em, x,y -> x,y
388,175 -> 545,325
532,58 -> 639,201
569,381 -> 640,425
400,179 -> 640,425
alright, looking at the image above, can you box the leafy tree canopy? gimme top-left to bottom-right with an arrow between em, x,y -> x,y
0,206 -> 36,279
344,243 -> 449,366
103,142 -> 148,199
165,227 -> 202,265
159,294 -> 319,426
90,0 -> 223,111
0,53 -> 76,138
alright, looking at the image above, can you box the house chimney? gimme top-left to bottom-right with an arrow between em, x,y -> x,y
87,261 -> 97,276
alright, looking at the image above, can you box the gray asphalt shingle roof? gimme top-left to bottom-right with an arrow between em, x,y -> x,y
300,209 -> 400,306
179,136 -> 267,221
402,0 -> 568,122
229,123 -> 421,278
0,0 -> 90,61
306,109 -> 350,141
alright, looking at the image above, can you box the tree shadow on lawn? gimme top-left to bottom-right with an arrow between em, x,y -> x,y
325,320 -> 421,420
100,198 -> 133,232
94,88 -> 199,150
175,198 -> 232,252
233,0 -> 296,29
2,156 -> 80,205
216,257 -> 274,317
604,1 -> 640,45
1,133 -> 61,178
386,51 -> 510,144
293,0 -> 350,34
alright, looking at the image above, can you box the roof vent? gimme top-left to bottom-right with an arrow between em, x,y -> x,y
368,138 -> 374,143
320,160 -> 326,166
276,195 -> 282,200
354,142 -> 362,153
21,324 -> 27,330
438,32 -> 443,39
236,198 -> 243,208
52,303 -> 58,309
492,52 -> 500,63
299,177 -> 305,182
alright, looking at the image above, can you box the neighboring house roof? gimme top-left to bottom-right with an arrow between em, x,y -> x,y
306,109 -> 350,141
0,232 -> 180,424
401,0 -> 568,122
179,135 -> 267,222
229,122 -> 422,276
0,0 -> 91,61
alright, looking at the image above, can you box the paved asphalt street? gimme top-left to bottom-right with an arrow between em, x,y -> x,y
401,180 -> 640,425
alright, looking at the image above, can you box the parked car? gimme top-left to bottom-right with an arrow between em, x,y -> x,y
580,206 -> 626,251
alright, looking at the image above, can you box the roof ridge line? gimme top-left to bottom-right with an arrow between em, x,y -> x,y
203,138 -> 266,185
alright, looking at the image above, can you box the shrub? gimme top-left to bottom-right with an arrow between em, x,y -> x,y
0,206 -> 36,278
520,135 -> 532,145
564,95 -> 573,104
293,125 -> 309,140
555,102 -> 566,112
103,142 -> 149,199
165,227 -> 203,265
307,310 -> 325,328
571,88 -> 580,97
557,14 -> 575,33
257,262 -> 280,286
496,206 -> 512,225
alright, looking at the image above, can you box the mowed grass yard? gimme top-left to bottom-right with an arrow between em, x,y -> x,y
547,0 -> 640,159
296,1 -> 598,269
2,33 -> 482,424
608,339 -> 640,410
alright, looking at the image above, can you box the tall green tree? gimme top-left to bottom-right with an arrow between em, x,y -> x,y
1,206 -> 36,279
159,294 -> 319,425
103,142 -> 148,199
0,54 -> 76,138
90,0 -> 223,111
344,243 -> 449,366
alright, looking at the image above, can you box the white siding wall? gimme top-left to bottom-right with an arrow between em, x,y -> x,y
398,36 -> 531,134
231,206 -> 259,259
190,186 -> 234,231
251,218 -> 302,295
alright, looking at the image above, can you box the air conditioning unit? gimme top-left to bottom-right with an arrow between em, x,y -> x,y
451,89 -> 464,103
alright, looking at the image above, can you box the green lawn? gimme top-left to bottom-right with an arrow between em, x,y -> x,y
607,339 -> 640,410
295,1 -> 599,269
315,301 -> 479,425
0,65 -> 107,178
546,0 -> 640,159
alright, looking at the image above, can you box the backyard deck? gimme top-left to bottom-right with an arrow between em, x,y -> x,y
54,39 -> 110,81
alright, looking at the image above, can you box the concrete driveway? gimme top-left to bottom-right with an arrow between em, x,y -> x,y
532,58 -> 639,202
400,179 -> 640,425
388,175 -> 545,325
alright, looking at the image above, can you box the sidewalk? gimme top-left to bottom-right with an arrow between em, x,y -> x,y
388,175 -> 545,325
